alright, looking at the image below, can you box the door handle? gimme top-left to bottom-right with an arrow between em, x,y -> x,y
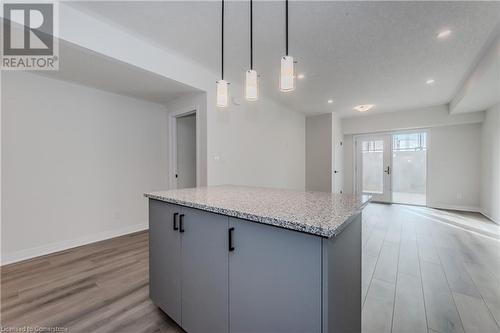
179,214 -> 185,233
173,213 -> 179,231
384,166 -> 391,175
228,227 -> 235,252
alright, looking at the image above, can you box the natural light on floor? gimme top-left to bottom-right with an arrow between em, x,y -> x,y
392,132 -> 427,206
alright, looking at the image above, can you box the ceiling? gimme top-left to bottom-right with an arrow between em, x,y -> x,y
451,31 -> 500,114
71,1 -> 500,117
33,40 -> 199,105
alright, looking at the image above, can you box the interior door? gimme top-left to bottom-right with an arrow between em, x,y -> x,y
180,207 -> 229,333
176,113 -> 197,189
149,200 -> 182,325
356,135 -> 392,202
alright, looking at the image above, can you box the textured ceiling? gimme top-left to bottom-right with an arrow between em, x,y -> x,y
71,1 -> 500,117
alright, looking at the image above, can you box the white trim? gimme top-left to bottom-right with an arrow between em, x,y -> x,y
427,203 -> 480,213
1,222 -> 148,266
168,105 -> 200,189
480,209 -> 499,225
353,129 -> 429,206
353,133 -> 393,203
425,129 -> 431,207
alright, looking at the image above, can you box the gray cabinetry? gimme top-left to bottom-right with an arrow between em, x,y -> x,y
228,218 -> 322,333
148,199 -> 362,333
180,207 -> 229,333
149,200 -> 181,325
149,200 -> 229,333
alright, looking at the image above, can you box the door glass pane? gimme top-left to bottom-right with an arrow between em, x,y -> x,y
392,132 -> 427,205
361,140 -> 384,194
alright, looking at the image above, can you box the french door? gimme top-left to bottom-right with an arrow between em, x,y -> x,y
355,135 -> 392,203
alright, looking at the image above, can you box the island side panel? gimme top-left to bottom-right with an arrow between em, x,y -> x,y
149,199 -> 182,325
322,212 -> 362,333
228,217 -> 323,333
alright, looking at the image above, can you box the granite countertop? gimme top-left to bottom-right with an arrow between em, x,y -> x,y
144,185 -> 370,238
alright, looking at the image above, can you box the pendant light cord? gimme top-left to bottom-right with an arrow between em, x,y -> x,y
250,0 -> 253,70
285,0 -> 288,56
221,0 -> 224,80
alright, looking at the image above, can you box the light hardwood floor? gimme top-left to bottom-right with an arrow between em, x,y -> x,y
1,203 -> 499,333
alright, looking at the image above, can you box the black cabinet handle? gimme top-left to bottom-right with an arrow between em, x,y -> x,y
173,213 -> 179,231
228,227 -> 235,252
179,214 -> 185,233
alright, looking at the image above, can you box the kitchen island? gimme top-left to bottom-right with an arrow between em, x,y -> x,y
144,186 -> 370,333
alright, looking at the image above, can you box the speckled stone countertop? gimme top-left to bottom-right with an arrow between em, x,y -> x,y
144,186 -> 370,238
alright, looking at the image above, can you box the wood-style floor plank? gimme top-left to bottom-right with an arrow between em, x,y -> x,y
2,204 -> 499,333
420,261 -> 465,333
436,247 -> 482,299
362,278 -> 396,333
398,237 -> 421,278
373,241 -> 400,284
1,231 -> 183,333
362,254 -> 379,306
392,273 -> 427,333
453,292 -> 500,333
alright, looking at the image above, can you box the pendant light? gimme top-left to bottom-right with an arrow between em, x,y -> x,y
280,0 -> 295,92
245,0 -> 258,101
216,0 -> 229,107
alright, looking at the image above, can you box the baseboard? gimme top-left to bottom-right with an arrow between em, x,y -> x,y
1,222 -> 149,266
480,209 -> 500,225
427,203 -> 480,213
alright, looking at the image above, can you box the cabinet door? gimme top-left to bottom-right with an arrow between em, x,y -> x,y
229,218 -> 322,333
149,200 -> 181,325
180,207 -> 229,333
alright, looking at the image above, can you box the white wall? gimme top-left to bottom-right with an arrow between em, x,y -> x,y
166,90 -> 306,191
209,86 -> 306,190
305,113 -> 344,193
342,105 -> 484,135
480,103 -> 500,223
427,123 -> 482,211
306,114 -> 332,192
451,31 -> 500,114
343,135 -> 355,195
1,72 -> 169,264
342,110 -> 483,211
58,4 -> 305,190
1,5 -> 307,264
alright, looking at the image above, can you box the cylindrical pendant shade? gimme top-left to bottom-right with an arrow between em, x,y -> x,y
245,70 -> 258,101
216,80 -> 229,107
280,55 -> 295,92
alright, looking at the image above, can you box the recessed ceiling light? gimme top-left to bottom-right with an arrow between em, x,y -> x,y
327,99 -> 334,104
297,73 -> 305,79
437,29 -> 452,39
353,104 -> 374,112
426,79 -> 435,85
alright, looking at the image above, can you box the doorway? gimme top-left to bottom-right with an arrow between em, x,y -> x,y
356,134 -> 392,202
355,131 -> 427,205
175,113 -> 197,189
392,132 -> 427,205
